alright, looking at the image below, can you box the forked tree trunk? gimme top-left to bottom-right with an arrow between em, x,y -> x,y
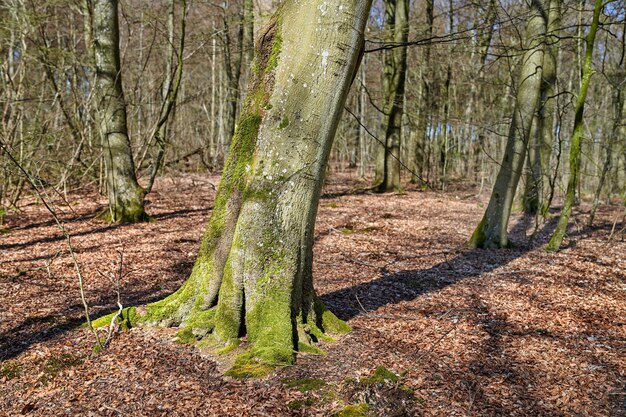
91,0 -> 147,222
375,0 -> 409,192
125,0 -> 371,366
468,0 -> 547,248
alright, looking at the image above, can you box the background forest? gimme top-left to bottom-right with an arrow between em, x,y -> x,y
1,0 -> 625,214
1,0 -> 626,416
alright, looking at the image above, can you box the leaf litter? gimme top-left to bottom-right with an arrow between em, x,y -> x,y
0,173 -> 625,416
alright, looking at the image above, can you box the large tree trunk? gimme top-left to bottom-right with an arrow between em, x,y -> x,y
91,0 -> 147,223
468,0 -> 547,248
127,0 -> 371,368
374,0 -> 409,192
546,0 -> 603,251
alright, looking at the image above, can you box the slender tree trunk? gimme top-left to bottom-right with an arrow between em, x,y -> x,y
90,0 -> 147,222
375,0 -> 409,192
546,0 -> 603,251
439,0 -> 454,191
411,0 -> 434,183
145,0 -> 186,195
113,0 -> 372,368
588,85 -> 623,226
209,23 -> 217,167
221,2 -> 245,160
589,17 -> 626,226
524,0 -> 561,216
469,0 -> 547,248
348,93 -> 360,168
468,0 -> 497,184
240,0 -> 254,89
358,54 -> 368,178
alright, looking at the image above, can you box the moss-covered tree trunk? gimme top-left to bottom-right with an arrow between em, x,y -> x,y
468,0 -> 547,248
133,0 -> 371,366
91,0 -> 147,223
546,0 -> 603,251
374,0 -> 409,192
523,0 -> 561,216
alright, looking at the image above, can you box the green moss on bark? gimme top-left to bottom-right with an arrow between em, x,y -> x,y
246,292 -> 295,365
213,258 -> 244,344
468,218 -> 486,249
297,341 -> 326,354
316,298 -> 352,334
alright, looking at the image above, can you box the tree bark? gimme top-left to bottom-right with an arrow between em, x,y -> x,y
588,84 -> 623,226
411,0 -> 434,183
145,0 -> 186,195
374,0 -> 409,192
469,0 -> 547,248
91,0 -> 147,223
546,0 -> 603,251
524,0 -> 561,216
221,1 -> 245,160
116,0 -> 372,368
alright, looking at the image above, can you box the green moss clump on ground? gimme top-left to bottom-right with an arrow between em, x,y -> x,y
224,352 -> 274,379
0,362 -> 22,379
283,377 -> 326,392
361,366 -> 399,384
288,398 -> 316,410
40,353 -> 83,384
332,403 -> 370,417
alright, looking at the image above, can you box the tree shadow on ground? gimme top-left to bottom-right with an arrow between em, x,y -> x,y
0,256 -> 195,362
321,215 -> 558,321
0,207 -> 209,252
320,214 -> 626,414
0,287 -> 168,361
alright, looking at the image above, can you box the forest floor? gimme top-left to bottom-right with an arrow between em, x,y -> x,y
1,172 -> 625,416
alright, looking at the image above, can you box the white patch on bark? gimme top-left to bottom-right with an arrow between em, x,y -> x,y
321,50 -> 329,75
